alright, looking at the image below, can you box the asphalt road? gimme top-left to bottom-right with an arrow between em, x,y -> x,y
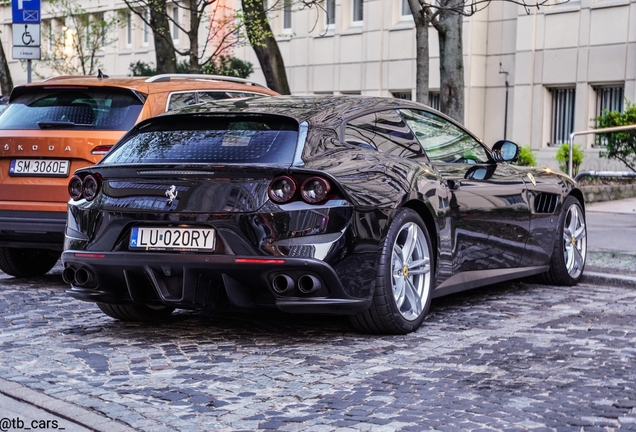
0,265 -> 635,431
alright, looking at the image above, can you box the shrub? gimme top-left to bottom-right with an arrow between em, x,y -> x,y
556,143 -> 584,175
202,56 -> 253,79
593,100 -> 636,172
515,146 -> 537,167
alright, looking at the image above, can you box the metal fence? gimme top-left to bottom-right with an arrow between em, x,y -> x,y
568,124 -> 636,177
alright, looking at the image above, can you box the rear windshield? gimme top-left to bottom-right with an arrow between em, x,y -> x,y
0,87 -> 144,130
101,116 -> 299,166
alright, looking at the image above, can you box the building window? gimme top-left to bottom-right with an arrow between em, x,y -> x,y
596,86 -> 624,116
428,91 -> 440,110
352,0 -> 363,23
143,9 -> 150,44
283,0 -> 292,29
171,7 -> 179,41
43,20 -> 53,52
550,87 -> 576,146
326,0 -> 335,26
126,12 -> 132,46
392,91 -> 412,100
401,0 -> 412,16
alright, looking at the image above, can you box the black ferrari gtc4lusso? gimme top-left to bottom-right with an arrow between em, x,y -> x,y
62,96 -> 587,334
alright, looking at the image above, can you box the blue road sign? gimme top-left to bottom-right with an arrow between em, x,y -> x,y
12,0 -> 41,24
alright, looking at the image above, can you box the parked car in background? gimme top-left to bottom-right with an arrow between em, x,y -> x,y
0,73 -> 278,277
62,96 -> 587,334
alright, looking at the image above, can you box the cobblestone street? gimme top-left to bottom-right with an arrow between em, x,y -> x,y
0,265 -> 635,431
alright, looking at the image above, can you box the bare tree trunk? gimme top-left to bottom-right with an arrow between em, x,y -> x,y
149,0 -> 177,74
241,0 -> 290,94
187,0 -> 201,73
408,0 -> 429,105
0,41 -> 13,95
434,6 -> 464,124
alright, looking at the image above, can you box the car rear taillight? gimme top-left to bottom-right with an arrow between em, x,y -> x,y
83,175 -> 100,200
68,173 -> 102,201
68,175 -> 83,200
268,176 -> 297,204
268,175 -> 333,205
301,177 -> 331,204
91,145 -> 113,155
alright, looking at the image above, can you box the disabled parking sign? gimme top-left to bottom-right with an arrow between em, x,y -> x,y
12,0 -> 41,61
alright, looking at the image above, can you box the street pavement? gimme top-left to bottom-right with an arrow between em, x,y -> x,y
0,198 -> 634,431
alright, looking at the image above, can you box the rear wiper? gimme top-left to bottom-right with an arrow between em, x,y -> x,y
38,121 -> 95,129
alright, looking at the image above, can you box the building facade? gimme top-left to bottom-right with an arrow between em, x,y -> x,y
2,0 -> 635,170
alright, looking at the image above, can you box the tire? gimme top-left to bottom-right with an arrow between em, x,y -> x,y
96,303 -> 175,322
350,208 -> 434,334
0,247 -> 60,278
541,195 -> 587,286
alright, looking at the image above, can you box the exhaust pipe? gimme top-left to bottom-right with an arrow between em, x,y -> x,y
298,275 -> 321,294
74,268 -> 94,287
272,274 -> 294,294
62,267 -> 76,285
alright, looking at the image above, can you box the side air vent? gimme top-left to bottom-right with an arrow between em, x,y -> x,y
534,193 -> 559,213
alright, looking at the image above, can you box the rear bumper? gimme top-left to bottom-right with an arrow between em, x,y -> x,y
0,210 -> 66,250
62,251 -> 372,314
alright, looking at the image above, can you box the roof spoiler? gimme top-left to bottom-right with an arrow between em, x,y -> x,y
145,73 -> 267,88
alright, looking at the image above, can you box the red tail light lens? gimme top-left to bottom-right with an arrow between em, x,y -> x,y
301,177 -> 331,204
82,174 -> 100,201
268,176 -> 297,203
68,175 -> 83,200
91,145 -> 113,155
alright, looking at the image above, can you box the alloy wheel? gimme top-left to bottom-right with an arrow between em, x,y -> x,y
391,222 -> 432,321
562,203 -> 587,279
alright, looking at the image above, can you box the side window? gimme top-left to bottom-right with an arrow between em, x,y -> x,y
399,109 -> 490,164
167,92 -> 197,111
343,110 -> 422,158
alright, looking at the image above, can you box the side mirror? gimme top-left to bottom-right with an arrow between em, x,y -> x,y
492,140 -> 519,162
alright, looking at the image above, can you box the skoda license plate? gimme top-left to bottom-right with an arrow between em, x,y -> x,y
9,159 -> 70,176
129,227 -> 215,251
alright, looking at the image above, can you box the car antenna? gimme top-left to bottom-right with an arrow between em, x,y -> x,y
97,69 -> 109,79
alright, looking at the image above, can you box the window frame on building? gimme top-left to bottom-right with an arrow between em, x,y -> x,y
549,87 -> 576,146
595,85 -> 624,117
352,0 -> 363,24
428,91 -> 440,111
283,0 -> 293,30
171,6 -> 179,43
326,0 -> 336,28
401,0 -> 413,17
391,90 -> 412,100
125,11 -> 133,47
143,9 -> 150,45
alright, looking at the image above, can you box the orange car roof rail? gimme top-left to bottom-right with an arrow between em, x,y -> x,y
144,73 -> 267,88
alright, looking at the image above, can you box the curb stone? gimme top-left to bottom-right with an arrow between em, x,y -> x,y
0,378 -> 136,432
581,271 -> 636,288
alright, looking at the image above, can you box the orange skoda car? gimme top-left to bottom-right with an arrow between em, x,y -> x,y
0,73 -> 278,277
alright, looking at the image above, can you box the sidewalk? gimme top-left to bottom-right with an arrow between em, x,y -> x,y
583,197 -> 636,285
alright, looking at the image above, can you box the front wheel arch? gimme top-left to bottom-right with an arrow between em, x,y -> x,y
402,199 -> 438,270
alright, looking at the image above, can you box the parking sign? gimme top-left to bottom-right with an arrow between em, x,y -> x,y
12,0 -> 41,24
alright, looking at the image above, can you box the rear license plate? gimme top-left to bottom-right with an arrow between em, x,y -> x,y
129,227 -> 215,251
9,159 -> 70,177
